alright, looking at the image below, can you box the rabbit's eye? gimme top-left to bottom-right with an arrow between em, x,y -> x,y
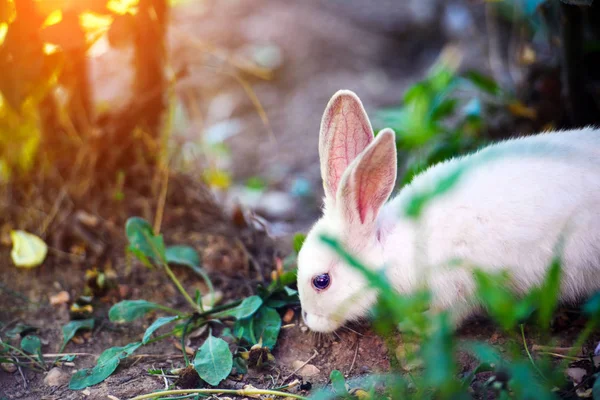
312,273 -> 331,291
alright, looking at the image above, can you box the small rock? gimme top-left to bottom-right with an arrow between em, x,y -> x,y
50,290 -> 70,306
44,367 -> 69,387
292,361 -> 321,378
300,326 -> 308,333
565,367 -> 587,385
1,362 -> 17,373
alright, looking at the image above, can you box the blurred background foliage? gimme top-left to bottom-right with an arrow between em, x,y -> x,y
0,0 -> 170,186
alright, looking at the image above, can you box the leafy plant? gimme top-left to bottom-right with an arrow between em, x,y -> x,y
67,216 -> 297,390
377,49 -> 503,185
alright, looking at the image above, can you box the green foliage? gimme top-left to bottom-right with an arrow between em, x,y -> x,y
377,55 -> 503,186
218,295 -> 263,319
108,300 -> 166,323
69,342 -> 142,390
319,231 -> 600,400
193,334 -> 233,386
125,217 -> 166,265
329,370 -> 349,398
165,245 -> 201,269
61,319 -> 94,350
142,316 -> 180,345
293,233 -> 306,254
64,216 -> 297,390
251,307 -> 281,350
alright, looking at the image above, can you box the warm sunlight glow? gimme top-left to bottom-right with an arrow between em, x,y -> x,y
107,0 -> 139,15
0,23 -> 7,46
42,9 -> 63,28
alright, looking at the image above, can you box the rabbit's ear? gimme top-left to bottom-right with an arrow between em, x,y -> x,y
338,128 -> 397,226
319,90 -> 374,204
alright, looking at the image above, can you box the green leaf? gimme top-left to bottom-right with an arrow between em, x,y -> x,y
233,317 -> 255,345
232,356 -> 248,375
474,269 -> 522,330
463,341 -> 503,366
62,319 -> 94,348
463,71 -> 500,95
108,300 -> 164,323
142,316 -> 179,344
20,335 -> 42,355
536,257 -> 562,328
421,313 -> 456,388
125,217 -> 166,264
330,370 -> 348,396
193,335 -> 233,386
166,245 -> 201,268
584,291 -> 600,320
252,307 -> 281,349
430,98 -> 459,122
69,342 -> 142,390
593,373 -> 600,400
219,296 -> 263,320
293,233 -> 306,254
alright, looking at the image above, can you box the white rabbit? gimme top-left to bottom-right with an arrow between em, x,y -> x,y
297,89 -> 600,333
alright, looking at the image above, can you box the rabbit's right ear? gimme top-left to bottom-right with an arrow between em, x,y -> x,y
319,90 -> 374,205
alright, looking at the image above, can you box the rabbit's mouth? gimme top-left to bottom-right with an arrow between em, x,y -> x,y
302,310 -> 342,333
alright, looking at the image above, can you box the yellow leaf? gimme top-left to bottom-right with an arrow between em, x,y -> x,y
507,101 -> 537,120
10,230 -> 48,268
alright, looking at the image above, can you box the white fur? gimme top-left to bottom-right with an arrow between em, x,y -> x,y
298,90 -> 600,332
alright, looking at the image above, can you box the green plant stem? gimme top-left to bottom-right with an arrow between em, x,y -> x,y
180,317 -> 193,367
564,321 -> 597,363
197,300 -> 243,319
129,388 -> 308,400
154,303 -> 188,317
163,263 -> 201,312
520,324 -> 547,382
1,342 -> 44,368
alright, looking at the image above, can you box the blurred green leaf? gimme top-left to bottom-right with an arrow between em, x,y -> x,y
536,257 -> 562,328
421,314 -> 456,389
108,300 -> 164,323
584,291 -> 600,320
330,370 -> 348,397
293,233 -> 306,254
62,319 -> 94,349
125,217 -> 166,264
20,335 -> 42,355
463,71 -> 501,95
165,245 -> 200,268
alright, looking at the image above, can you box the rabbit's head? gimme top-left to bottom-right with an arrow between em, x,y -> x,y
297,90 -> 397,332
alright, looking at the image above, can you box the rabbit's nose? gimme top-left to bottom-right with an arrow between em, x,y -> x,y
302,310 -> 308,322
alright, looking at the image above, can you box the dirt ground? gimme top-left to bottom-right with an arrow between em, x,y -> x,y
1,0 -> 598,399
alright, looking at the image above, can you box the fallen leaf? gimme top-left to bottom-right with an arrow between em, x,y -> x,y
507,101 -> 537,120
173,340 -> 195,355
1,362 -> 17,373
10,230 -> 48,268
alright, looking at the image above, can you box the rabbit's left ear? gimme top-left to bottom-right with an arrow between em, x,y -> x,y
319,90 -> 374,204
337,128 -> 397,226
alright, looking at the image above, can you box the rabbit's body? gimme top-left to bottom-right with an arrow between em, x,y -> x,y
382,128 -> 600,323
297,90 -> 600,333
